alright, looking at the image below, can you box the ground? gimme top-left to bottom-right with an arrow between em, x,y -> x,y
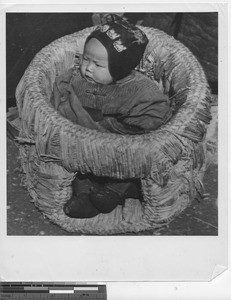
7,136 -> 218,236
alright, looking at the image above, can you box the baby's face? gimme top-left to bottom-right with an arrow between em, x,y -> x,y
80,38 -> 113,84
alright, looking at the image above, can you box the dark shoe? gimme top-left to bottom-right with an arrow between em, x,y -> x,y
89,186 -> 125,214
89,180 -> 142,214
63,192 -> 100,218
124,180 -> 143,200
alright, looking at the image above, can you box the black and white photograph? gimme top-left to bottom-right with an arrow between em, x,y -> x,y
6,11 -> 218,236
1,1 -> 229,291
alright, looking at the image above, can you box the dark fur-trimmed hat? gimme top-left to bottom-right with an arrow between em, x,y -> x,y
85,14 -> 149,81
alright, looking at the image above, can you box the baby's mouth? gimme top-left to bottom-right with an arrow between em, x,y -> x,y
85,74 -> 95,83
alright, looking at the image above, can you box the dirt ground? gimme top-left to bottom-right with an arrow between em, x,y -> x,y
7,136 -> 218,236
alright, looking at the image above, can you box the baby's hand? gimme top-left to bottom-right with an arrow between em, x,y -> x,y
56,68 -> 74,86
64,84 -> 75,94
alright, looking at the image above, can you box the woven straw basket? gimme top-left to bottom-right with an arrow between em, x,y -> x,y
15,26 -> 212,235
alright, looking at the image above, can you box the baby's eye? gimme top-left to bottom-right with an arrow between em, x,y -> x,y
83,56 -> 88,61
95,63 -> 105,68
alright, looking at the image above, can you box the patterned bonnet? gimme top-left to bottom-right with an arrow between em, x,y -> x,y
85,14 -> 149,81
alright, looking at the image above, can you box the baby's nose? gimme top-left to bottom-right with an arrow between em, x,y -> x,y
86,62 -> 94,72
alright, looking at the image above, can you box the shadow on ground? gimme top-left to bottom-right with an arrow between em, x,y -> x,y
7,137 -> 218,236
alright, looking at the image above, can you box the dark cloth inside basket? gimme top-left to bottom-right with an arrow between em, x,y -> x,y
64,174 -> 142,218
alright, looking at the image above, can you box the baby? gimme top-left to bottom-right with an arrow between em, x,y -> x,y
51,14 -> 173,218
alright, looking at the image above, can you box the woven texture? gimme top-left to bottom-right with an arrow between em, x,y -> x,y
15,26 -> 212,234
